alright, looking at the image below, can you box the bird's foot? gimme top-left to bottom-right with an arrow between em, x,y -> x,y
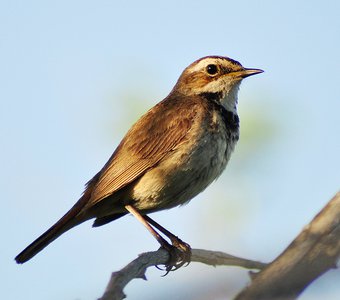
157,238 -> 191,275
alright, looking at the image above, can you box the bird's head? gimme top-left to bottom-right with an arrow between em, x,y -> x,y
173,56 -> 263,112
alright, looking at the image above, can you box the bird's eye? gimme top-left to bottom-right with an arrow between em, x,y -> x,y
206,64 -> 218,76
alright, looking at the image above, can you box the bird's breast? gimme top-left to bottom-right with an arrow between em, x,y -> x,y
131,106 -> 239,212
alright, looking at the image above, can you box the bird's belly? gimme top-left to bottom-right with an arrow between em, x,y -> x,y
131,129 -> 237,212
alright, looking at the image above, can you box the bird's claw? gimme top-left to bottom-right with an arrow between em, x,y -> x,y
156,239 -> 191,275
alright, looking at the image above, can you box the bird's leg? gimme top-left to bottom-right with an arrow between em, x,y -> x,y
125,205 -> 191,272
124,205 -> 169,246
144,215 -> 191,258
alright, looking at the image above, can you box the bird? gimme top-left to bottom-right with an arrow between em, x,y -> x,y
15,55 -> 263,269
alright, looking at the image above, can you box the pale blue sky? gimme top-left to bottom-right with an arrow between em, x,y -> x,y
1,1 -> 339,299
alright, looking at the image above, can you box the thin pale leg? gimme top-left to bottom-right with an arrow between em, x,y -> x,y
125,205 -> 170,246
125,204 -> 191,272
144,215 -> 191,254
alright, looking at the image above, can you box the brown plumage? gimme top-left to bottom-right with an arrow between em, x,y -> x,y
15,56 -> 263,265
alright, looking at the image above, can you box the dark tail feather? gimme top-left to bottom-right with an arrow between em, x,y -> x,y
92,213 -> 126,227
15,190 -> 92,264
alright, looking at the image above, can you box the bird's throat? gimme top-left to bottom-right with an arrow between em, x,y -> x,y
219,82 -> 240,115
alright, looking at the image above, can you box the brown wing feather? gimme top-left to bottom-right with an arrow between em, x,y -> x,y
89,96 -> 198,205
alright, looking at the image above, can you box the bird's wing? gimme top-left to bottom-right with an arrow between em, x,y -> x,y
88,99 -> 199,205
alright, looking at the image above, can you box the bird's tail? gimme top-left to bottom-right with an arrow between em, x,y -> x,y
15,190 -> 92,264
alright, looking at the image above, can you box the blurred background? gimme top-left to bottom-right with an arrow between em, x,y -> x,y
1,1 -> 339,299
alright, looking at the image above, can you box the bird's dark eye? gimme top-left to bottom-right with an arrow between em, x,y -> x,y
206,64 -> 218,75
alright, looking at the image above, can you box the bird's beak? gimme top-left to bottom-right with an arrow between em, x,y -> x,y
236,68 -> 264,78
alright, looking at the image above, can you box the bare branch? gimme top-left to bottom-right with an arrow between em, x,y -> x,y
99,248 -> 266,300
235,191 -> 340,300
98,192 -> 340,300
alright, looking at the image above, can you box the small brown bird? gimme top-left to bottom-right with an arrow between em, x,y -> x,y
15,56 -> 263,269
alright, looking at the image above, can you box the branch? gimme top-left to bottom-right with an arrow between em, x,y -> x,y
98,191 -> 340,300
99,248 -> 266,300
235,191 -> 340,300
